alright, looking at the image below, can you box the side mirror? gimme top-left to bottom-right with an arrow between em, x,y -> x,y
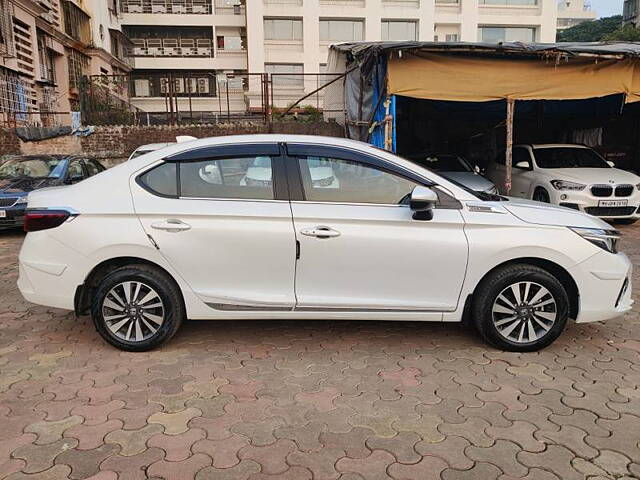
514,161 -> 530,170
607,161 -> 615,167
410,186 -> 438,221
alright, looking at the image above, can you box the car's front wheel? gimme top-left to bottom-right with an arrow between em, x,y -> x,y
532,188 -> 550,203
91,265 -> 185,351
472,264 -> 569,352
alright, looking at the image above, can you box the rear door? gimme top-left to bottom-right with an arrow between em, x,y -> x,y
131,143 -> 297,310
285,144 -> 469,312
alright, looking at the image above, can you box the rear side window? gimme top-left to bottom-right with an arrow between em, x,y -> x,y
139,162 -> 178,197
179,157 -> 274,200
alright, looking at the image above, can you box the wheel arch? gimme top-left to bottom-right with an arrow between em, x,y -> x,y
74,256 -> 185,316
468,257 -> 579,321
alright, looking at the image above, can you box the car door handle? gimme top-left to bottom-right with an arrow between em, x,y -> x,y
300,226 -> 341,239
151,219 -> 191,232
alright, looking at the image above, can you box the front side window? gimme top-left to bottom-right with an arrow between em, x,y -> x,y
533,148 -> 610,169
320,19 -> 364,42
180,157 -> 275,200
264,18 -> 303,41
297,157 -> 419,204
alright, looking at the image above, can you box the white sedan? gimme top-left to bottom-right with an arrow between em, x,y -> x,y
18,135 -> 632,352
487,144 -> 640,223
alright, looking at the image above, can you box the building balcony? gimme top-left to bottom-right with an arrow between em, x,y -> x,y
213,0 -> 246,15
121,0 -> 212,14
129,44 -> 214,57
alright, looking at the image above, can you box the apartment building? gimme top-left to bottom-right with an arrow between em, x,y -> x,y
119,0 -> 248,117
0,0 -> 132,125
624,0 -> 639,25
119,0 -> 558,116
557,0 -> 596,31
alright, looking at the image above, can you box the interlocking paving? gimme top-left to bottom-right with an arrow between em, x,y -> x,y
1,226 -> 640,480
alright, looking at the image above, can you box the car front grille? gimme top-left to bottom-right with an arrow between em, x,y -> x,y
591,185 -> 613,197
615,185 -> 635,197
585,206 -> 637,217
0,197 -> 18,207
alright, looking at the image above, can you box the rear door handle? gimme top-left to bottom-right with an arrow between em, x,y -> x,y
300,226 -> 341,239
151,219 -> 191,232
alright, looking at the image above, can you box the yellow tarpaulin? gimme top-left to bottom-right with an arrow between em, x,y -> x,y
387,53 -> 640,103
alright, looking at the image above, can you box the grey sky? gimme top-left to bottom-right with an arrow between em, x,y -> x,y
589,0 -> 623,17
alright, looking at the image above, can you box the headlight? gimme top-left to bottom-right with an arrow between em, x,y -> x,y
551,180 -> 586,191
15,196 -> 28,205
636,183 -> 640,191
570,227 -> 620,254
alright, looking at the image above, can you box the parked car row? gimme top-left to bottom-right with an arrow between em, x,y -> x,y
16,135 -> 633,354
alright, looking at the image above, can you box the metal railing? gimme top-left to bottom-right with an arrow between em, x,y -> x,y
68,72 -> 346,126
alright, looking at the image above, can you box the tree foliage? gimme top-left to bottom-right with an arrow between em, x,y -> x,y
557,15 -> 623,42
603,24 -> 640,41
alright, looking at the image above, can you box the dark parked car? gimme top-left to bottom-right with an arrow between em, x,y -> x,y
0,155 -> 105,229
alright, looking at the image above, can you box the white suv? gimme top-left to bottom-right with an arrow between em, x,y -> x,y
18,135 -> 633,352
487,144 -> 640,224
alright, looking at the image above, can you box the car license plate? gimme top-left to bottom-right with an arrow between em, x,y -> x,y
0,210 -> 5,218
599,200 -> 628,207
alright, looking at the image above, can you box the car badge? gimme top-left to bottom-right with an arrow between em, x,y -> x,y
609,180 -> 615,184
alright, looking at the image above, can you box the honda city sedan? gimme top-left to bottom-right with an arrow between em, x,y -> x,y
18,135 -> 633,352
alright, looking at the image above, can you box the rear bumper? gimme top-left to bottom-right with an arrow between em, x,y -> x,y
570,250 -> 633,323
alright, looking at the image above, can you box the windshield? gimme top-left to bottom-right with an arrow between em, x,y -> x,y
408,154 -> 473,173
0,157 -> 66,179
534,147 -> 610,169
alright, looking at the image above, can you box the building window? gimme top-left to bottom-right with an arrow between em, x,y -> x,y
320,19 -> 364,42
265,63 -> 303,89
62,0 -> 91,45
381,20 -> 417,41
479,0 -> 537,5
66,47 -> 89,91
479,26 -> 536,42
264,18 -> 303,41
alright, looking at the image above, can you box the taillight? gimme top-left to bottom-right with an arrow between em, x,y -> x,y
24,210 -> 74,232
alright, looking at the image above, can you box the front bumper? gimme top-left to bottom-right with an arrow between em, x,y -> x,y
0,205 -> 26,229
549,188 -> 640,219
569,250 -> 633,323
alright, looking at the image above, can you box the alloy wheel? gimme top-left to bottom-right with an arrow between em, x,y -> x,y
101,281 -> 165,342
491,281 -> 557,344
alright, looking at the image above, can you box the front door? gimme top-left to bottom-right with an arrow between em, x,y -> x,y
132,144 -> 297,310
286,145 -> 469,312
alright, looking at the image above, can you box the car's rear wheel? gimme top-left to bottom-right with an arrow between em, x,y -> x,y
91,265 -> 184,351
472,264 -> 569,352
533,188 -> 550,203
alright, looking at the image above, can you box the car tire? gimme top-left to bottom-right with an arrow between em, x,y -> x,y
533,188 -> 550,203
472,264 -> 569,352
91,264 -> 185,351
